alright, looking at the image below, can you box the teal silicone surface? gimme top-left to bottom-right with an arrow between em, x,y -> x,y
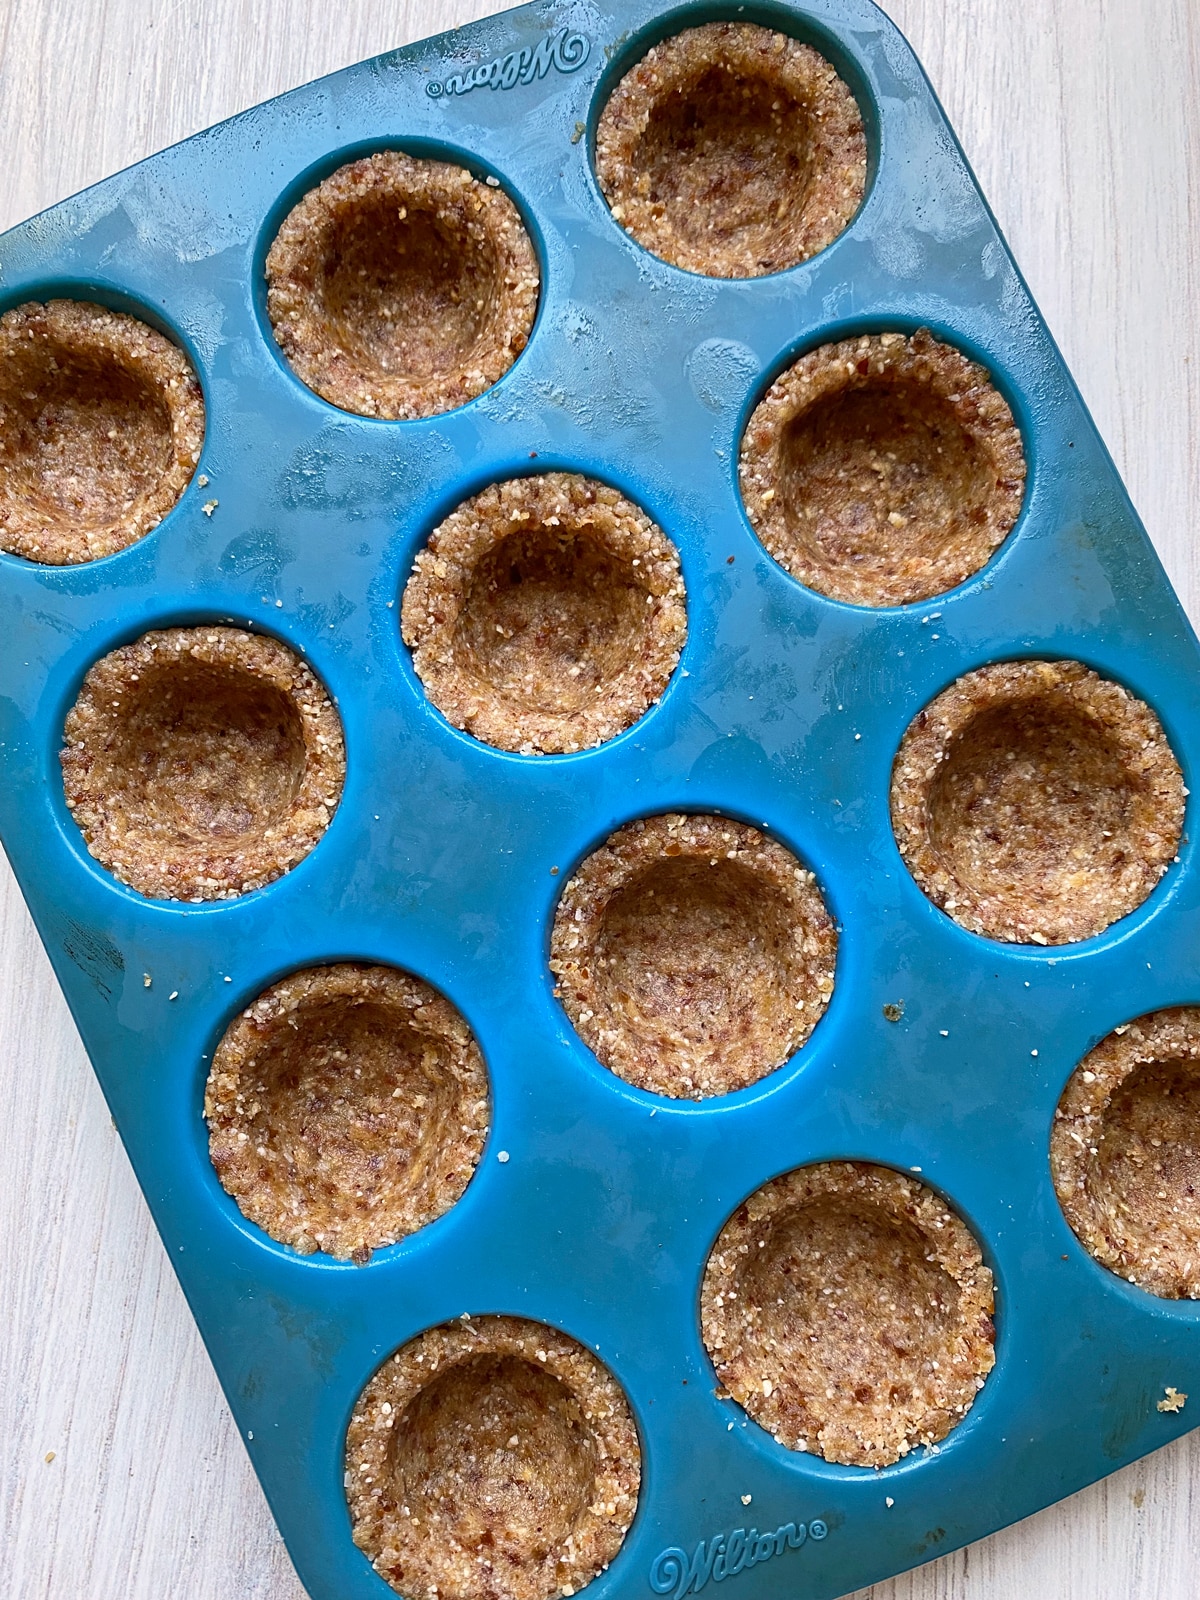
1,1 -> 1198,1597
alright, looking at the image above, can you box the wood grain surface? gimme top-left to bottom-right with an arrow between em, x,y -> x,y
1,1 -> 1198,1596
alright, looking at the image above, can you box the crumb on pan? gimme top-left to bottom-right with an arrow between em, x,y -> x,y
739,329 -> 1026,607
346,1315 -> 640,1600
891,659 -> 1184,944
550,813 -> 836,1098
205,964 -> 488,1262
266,151 -> 539,420
701,1161 -> 995,1467
61,626 -> 345,900
0,299 -> 203,564
401,473 -> 686,755
595,21 -> 865,278
1052,1007 -> 1200,1299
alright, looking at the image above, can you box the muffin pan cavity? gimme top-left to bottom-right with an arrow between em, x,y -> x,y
61,626 -> 344,900
1053,1009 -> 1200,1299
740,329 -> 1026,606
205,964 -> 488,1262
892,660 -> 1185,944
0,299 -> 203,565
701,1162 -> 996,1466
266,151 -> 539,420
402,473 -> 686,754
595,21 -> 866,278
550,814 -> 835,1099
346,1316 -> 640,1600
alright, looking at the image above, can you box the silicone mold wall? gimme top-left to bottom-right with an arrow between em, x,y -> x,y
0,1 -> 1198,1598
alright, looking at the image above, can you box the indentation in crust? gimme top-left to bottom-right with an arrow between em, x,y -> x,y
346,1316 -> 640,1600
205,964 -> 488,1262
0,300 -> 203,564
701,1162 -> 996,1466
595,22 -> 866,278
61,626 -> 345,900
740,330 -> 1026,606
891,659 -> 1184,944
1052,1008 -> 1200,1298
266,152 -> 539,419
550,814 -> 836,1098
402,473 -> 686,754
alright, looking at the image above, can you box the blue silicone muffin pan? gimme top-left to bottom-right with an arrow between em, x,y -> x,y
2,0 -> 1199,1595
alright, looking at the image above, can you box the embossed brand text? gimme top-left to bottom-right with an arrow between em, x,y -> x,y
428,28 -> 590,97
649,1518 -> 829,1600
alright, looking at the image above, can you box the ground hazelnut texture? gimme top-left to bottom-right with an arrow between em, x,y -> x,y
595,22 -> 865,278
891,660 -> 1184,944
702,1162 -> 995,1466
550,814 -> 836,1098
346,1316 -> 640,1600
402,474 -> 686,755
61,627 -> 345,900
1052,1008 -> 1200,1298
740,330 -> 1026,606
266,152 -> 539,419
0,299 -> 203,564
206,965 -> 488,1263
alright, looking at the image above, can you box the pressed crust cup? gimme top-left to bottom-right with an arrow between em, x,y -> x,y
402,473 -> 686,755
346,1316 -> 641,1600
891,660 -> 1185,945
1052,1008 -> 1200,1299
0,300 -> 203,564
595,22 -> 866,279
266,152 -> 539,420
61,627 -> 345,901
550,814 -> 837,1099
205,965 -> 488,1263
740,330 -> 1026,607
702,1162 -> 996,1467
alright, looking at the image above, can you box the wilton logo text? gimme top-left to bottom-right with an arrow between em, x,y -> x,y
427,29 -> 590,98
649,1518 -> 829,1600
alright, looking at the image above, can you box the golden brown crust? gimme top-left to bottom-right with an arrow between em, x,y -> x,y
0,299 -> 203,564
402,473 -> 686,755
595,22 -> 866,278
61,626 -> 345,900
701,1162 -> 996,1467
549,814 -> 836,1099
739,329 -> 1026,606
346,1316 -> 640,1600
205,964 -> 488,1262
1052,1008 -> 1200,1298
266,152 -> 539,419
891,659 -> 1184,944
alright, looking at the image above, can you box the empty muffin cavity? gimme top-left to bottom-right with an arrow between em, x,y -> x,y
891,660 -> 1184,944
61,627 -> 344,900
346,1315 -> 640,1600
402,473 -> 686,754
1052,1008 -> 1200,1298
0,300 -> 203,564
702,1162 -> 996,1466
596,22 -> 866,278
266,152 -> 539,420
205,965 -> 488,1262
550,814 -> 836,1098
740,330 -> 1026,606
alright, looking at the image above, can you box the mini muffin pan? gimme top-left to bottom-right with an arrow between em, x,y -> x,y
2,1 -> 1198,1596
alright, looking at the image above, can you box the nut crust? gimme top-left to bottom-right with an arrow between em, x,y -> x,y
596,22 -> 865,278
739,329 -> 1026,606
266,152 -> 539,419
891,659 -> 1184,944
701,1162 -> 996,1466
0,299 -> 203,564
346,1316 -> 640,1600
1052,1008 -> 1200,1298
205,964 -> 488,1262
61,626 -> 345,900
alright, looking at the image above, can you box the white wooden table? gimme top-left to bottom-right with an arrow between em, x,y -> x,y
1,1 -> 1197,1595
